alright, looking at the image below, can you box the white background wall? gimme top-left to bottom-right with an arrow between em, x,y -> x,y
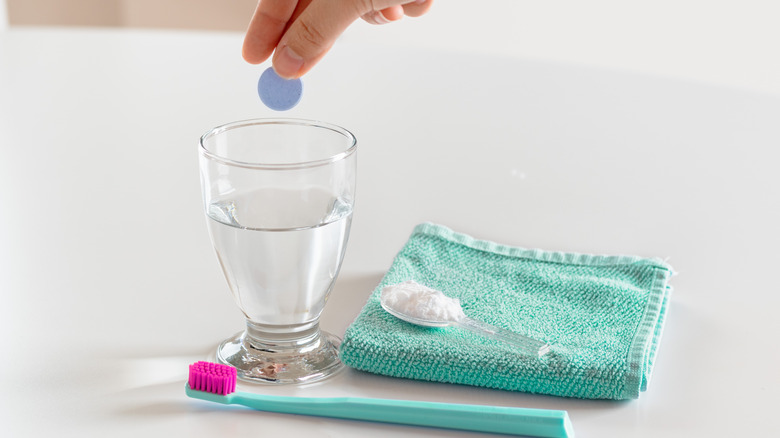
4,0 -> 780,95
346,0 -> 780,96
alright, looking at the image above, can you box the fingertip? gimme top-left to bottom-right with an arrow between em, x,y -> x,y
403,0 -> 434,18
242,48 -> 265,65
242,34 -> 272,64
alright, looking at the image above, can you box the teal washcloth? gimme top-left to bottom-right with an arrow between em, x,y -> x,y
340,223 -> 673,400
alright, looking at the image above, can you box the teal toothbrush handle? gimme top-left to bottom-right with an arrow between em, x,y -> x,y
186,384 -> 574,438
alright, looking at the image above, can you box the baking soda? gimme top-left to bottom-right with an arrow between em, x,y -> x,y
381,281 -> 465,322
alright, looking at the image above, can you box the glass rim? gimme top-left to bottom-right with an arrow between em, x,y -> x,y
199,118 -> 357,170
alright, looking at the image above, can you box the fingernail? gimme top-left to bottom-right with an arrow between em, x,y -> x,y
371,10 -> 392,25
274,45 -> 304,79
364,9 -> 401,25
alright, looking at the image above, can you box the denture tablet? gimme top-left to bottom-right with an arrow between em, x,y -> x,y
257,67 -> 302,111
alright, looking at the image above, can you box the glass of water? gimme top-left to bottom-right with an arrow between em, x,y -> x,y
198,119 -> 356,384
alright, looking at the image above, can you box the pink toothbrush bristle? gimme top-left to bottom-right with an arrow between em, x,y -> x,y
188,361 -> 237,395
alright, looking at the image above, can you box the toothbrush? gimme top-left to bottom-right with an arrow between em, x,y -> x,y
185,361 -> 574,438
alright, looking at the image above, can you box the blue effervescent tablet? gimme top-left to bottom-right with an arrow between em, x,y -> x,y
257,67 -> 302,111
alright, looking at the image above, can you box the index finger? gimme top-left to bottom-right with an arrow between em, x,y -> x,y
242,0 -> 305,64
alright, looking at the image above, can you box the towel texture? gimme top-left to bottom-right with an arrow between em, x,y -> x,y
340,223 -> 673,400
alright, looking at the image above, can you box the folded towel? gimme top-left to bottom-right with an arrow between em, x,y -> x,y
340,223 -> 674,400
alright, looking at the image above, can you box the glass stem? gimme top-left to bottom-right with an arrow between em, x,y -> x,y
243,319 -> 322,353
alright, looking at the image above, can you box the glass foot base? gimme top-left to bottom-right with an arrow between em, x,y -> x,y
216,329 -> 344,385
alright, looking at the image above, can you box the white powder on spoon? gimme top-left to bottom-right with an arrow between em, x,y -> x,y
380,281 -> 465,322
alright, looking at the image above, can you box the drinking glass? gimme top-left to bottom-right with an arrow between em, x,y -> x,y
198,118 -> 356,384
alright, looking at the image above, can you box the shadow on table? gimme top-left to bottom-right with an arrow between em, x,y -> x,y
105,271 -> 637,437
321,272 -> 386,336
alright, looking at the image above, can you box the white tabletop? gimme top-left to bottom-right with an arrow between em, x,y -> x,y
1,26 -> 778,438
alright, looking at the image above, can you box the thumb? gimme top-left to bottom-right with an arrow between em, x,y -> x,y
272,0 -> 366,78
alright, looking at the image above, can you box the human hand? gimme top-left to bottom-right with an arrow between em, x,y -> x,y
242,0 -> 434,79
